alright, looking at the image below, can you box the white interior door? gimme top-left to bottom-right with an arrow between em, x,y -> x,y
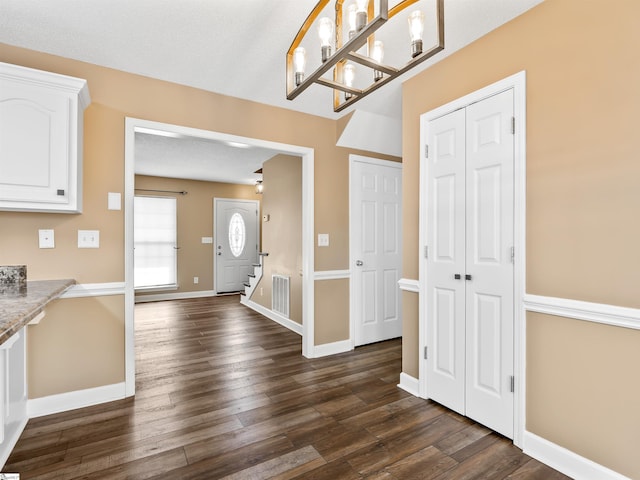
464,90 -> 515,438
214,198 -> 259,294
425,89 -> 515,438
425,108 -> 467,414
351,156 -> 402,346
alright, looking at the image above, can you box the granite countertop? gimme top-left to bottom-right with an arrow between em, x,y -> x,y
0,279 -> 75,345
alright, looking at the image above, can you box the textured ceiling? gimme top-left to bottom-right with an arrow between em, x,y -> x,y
0,0 -> 543,182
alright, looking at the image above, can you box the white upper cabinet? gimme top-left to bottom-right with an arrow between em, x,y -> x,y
0,62 -> 90,213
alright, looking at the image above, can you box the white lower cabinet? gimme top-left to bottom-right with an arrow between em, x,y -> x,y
0,62 -> 90,213
0,328 -> 28,468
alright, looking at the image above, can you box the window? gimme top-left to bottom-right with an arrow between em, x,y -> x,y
228,212 -> 246,257
134,196 -> 177,289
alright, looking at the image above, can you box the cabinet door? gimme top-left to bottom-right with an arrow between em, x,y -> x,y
0,81 -> 71,205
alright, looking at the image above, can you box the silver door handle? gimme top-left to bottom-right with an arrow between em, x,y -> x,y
356,260 -> 363,266
217,252 -> 222,256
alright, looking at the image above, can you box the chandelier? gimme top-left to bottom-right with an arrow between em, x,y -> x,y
286,0 -> 444,112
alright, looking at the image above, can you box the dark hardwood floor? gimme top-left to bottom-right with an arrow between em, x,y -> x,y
5,295 -> 569,479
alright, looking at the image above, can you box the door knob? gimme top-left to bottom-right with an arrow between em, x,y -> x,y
217,252 -> 222,256
356,260 -> 363,266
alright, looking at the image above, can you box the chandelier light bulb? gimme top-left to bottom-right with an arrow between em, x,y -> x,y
318,17 -> 334,62
347,4 -> 358,38
343,63 -> 356,100
354,0 -> 368,31
293,47 -> 306,86
408,10 -> 425,58
371,40 -> 384,81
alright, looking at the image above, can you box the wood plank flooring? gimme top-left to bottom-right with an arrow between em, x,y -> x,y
5,296 -> 569,479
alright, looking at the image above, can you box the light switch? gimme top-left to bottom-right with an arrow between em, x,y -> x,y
201,237 -> 213,244
38,229 -> 55,249
108,192 -> 122,211
78,230 -> 100,248
318,233 -> 329,247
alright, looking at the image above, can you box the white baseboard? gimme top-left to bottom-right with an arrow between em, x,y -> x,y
242,299 -> 303,336
523,431 -> 631,480
28,382 -> 127,418
135,290 -> 217,303
397,372 -> 421,397
312,339 -> 352,358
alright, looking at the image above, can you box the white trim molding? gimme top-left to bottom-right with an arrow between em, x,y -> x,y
397,372 -> 421,397
314,270 -> 350,281
135,290 -> 216,304
398,278 -> 420,293
60,282 -> 125,298
28,382 -> 126,418
241,299 -> 303,336
524,294 -> 640,330
312,339 -> 352,358
523,431 -> 632,480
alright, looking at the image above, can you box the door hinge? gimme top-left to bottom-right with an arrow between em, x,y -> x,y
424,346 -> 428,359
424,144 -> 429,158
511,117 -> 515,135
510,246 -> 515,263
424,246 -> 428,259
510,375 -> 515,393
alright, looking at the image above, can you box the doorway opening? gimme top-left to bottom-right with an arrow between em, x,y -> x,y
124,118 -> 315,397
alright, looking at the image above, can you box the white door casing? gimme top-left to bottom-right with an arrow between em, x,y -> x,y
214,198 -> 259,294
350,155 -> 403,347
424,89 -> 516,439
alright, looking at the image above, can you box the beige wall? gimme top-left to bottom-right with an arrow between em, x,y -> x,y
28,295 -> 125,398
134,175 -> 260,295
252,155 -> 303,324
402,0 -> 640,477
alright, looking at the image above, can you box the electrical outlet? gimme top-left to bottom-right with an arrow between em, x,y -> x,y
78,230 -> 100,248
194,277 -> 199,284
318,233 -> 329,247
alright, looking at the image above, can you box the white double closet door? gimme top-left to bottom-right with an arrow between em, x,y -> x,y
425,89 -> 515,438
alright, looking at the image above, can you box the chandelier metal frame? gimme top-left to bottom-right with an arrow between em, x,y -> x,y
286,0 -> 444,112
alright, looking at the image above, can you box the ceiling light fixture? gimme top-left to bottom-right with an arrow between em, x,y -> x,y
255,180 -> 264,194
286,0 -> 444,113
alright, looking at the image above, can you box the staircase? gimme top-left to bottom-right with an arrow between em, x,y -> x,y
240,252 -> 268,305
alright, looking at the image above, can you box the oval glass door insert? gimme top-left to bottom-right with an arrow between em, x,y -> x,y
228,212 -> 246,257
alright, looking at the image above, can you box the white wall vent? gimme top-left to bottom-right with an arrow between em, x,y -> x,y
272,274 -> 290,318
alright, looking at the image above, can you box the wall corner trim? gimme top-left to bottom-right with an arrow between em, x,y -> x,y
28,382 -> 127,419
397,372 -> 421,397
312,339 -> 352,358
241,298 -> 303,336
61,282 -> 126,298
523,294 -> 640,331
523,431 -> 632,480
398,278 -> 420,293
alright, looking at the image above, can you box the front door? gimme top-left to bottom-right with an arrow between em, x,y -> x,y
214,198 -> 259,294
350,155 -> 402,346
425,89 -> 515,438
